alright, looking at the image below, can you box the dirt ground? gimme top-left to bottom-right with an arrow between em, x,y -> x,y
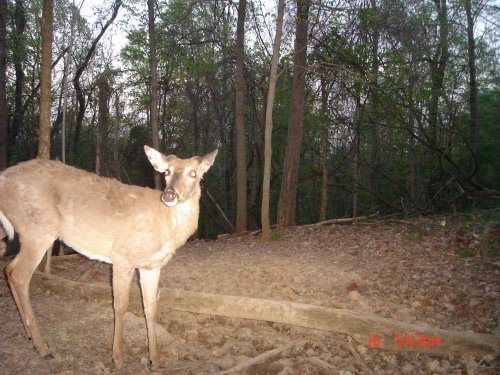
0,217 -> 498,374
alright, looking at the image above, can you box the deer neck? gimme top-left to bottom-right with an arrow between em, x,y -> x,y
159,195 -> 200,240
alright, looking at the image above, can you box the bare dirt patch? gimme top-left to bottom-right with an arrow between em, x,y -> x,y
1,218 -> 498,374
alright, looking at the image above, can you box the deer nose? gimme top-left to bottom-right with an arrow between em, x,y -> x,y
161,188 -> 179,205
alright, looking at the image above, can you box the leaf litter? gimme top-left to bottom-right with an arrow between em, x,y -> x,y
0,217 -> 498,374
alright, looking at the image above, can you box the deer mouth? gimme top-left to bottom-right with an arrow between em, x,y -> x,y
161,189 -> 179,207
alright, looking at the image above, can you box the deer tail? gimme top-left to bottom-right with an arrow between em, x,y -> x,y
0,210 -> 14,241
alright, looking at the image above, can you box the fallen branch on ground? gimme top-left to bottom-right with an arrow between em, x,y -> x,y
306,212 -> 379,227
1,261 -> 498,358
217,341 -> 301,375
47,253 -> 81,261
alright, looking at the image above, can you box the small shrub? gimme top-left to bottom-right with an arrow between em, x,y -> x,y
270,230 -> 284,241
457,249 -> 476,258
404,223 -> 429,242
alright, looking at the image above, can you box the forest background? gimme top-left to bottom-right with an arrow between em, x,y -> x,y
0,0 -> 498,239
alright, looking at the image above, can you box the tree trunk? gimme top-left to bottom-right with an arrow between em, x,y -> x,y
61,0 -> 78,164
352,135 -> 360,218
425,0 -> 448,209
147,0 -> 160,189
319,76 -> 329,222
276,0 -> 310,227
261,0 -> 285,241
49,90 -> 63,146
352,85 -> 362,218
235,0 -> 247,233
96,74 -> 109,176
114,91 -> 120,179
407,62 -> 418,206
37,0 -> 54,160
0,0 -> 7,170
464,0 -> 478,168
9,0 -> 26,159
367,0 -> 380,210
428,0 -> 449,144
187,80 -> 201,154
70,0 -> 121,158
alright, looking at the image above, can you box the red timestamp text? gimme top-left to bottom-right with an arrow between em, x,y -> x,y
367,333 -> 441,348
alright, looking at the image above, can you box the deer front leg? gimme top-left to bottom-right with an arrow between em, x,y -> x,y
139,267 -> 161,366
111,264 -> 134,369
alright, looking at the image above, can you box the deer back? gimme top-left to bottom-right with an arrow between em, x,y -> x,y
0,159 -> 199,269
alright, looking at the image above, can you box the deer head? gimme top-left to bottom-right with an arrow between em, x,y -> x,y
144,146 -> 218,207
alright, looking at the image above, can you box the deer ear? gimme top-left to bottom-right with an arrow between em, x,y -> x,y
144,145 -> 169,173
200,149 -> 218,173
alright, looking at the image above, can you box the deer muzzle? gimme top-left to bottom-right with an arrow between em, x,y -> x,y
161,188 -> 179,207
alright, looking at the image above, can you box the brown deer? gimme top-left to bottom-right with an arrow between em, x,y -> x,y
0,146 -> 217,368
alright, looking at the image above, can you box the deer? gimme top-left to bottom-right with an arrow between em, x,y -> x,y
0,145 -> 217,368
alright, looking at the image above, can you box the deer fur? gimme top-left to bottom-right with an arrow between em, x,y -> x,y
0,146 -> 217,368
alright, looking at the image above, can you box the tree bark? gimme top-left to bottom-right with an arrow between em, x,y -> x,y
425,0 -> 449,208
61,0 -> 78,164
261,0 -> 285,241
9,0 -> 26,159
428,0 -> 449,144
464,0 -> 478,167
276,0 -> 310,227
186,80 -> 201,154
37,0 -> 54,160
367,0 -> 380,210
71,0 -> 121,158
114,91 -> 120,179
147,0 -> 160,189
319,76 -> 329,222
96,74 -> 109,176
0,0 -> 7,169
352,84 -> 362,218
407,61 -> 418,206
235,0 -> 247,233
352,135 -> 360,218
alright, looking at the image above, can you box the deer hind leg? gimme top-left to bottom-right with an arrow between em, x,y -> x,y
111,263 -> 135,369
139,267 -> 161,366
5,256 -> 30,336
6,235 -> 56,358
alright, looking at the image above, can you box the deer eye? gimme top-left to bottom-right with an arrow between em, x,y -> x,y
189,170 -> 197,178
165,168 -> 171,176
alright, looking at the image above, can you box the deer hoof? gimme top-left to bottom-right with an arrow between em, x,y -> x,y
113,357 -> 124,369
148,361 -> 162,371
43,353 -> 55,360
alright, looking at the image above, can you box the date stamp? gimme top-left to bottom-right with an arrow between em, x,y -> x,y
368,333 -> 441,348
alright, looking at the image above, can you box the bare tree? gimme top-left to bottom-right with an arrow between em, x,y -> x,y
367,0 -> 381,210
61,0 -> 80,164
428,0 -> 449,144
319,76 -> 329,221
277,0 -> 310,227
235,0 -> 247,232
10,0 -> 26,155
37,0 -> 54,160
261,0 -> 285,241
96,74 -> 109,176
71,0 -> 121,158
464,0 -> 478,163
114,91 -> 120,179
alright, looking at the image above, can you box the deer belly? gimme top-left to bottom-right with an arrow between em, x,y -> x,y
75,247 -> 113,264
60,231 -> 113,264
